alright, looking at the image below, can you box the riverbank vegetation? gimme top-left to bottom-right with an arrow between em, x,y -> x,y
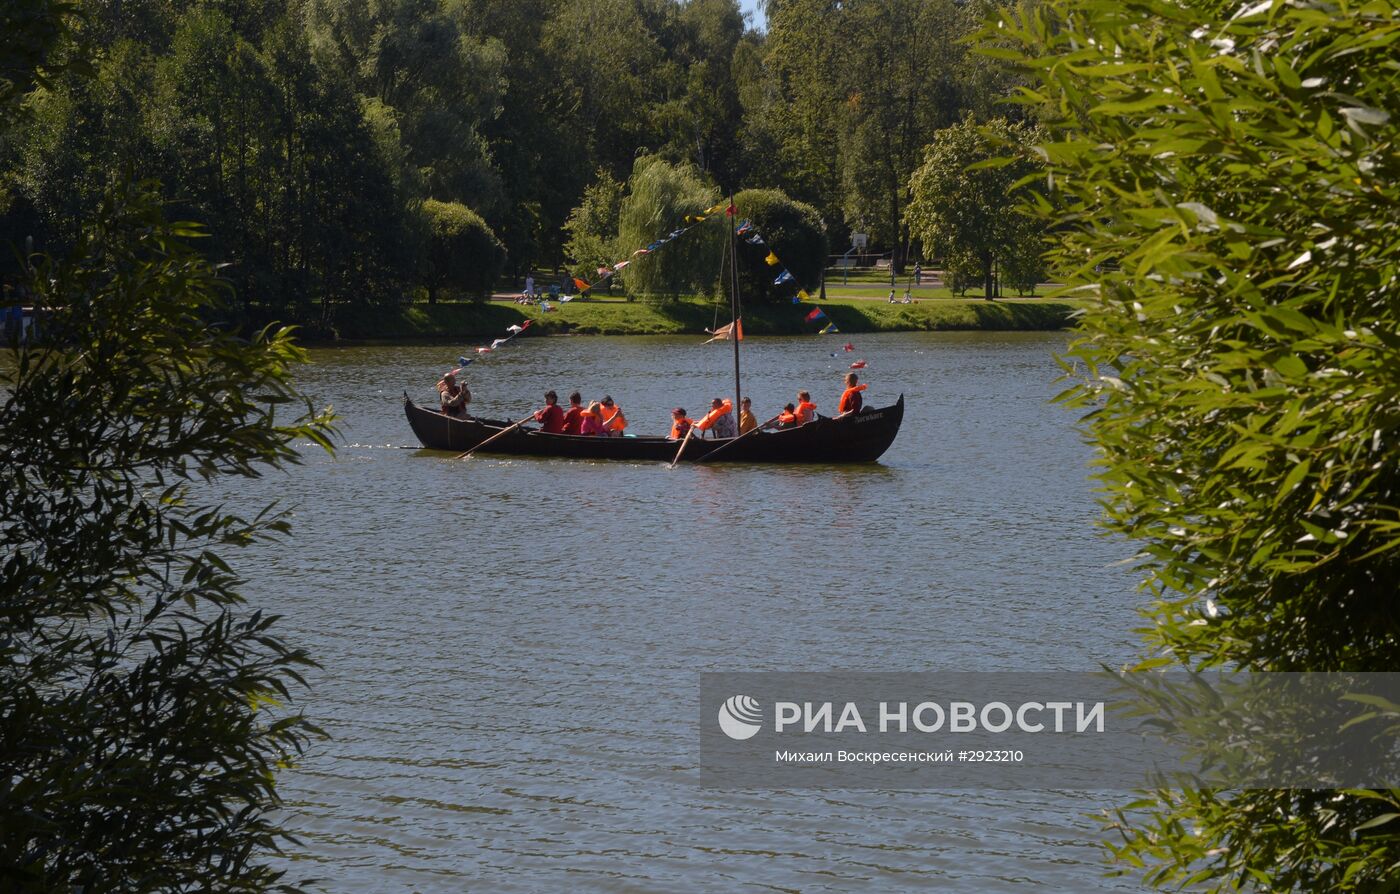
327,295 -> 1084,341
1,0 -> 1037,334
1009,0 -> 1400,889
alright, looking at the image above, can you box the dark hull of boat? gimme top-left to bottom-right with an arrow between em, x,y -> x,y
404,394 -> 904,463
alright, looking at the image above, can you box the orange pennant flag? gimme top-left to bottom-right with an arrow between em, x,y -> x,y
765,251 -> 780,266
573,277 -> 591,292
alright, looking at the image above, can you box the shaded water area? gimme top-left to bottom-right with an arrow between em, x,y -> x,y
228,331 -> 1147,891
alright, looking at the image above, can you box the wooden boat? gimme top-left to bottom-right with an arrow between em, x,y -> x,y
407,195 -> 905,464
404,393 -> 904,463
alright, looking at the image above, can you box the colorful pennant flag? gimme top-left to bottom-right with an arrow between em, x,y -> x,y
805,307 -> 826,322
774,271 -> 795,285
613,260 -> 630,270
820,322 -> 840,335
791,295 -> 801,304
765,251 -> 780,266
746,235 -> 765,245
797,289 -> 810,300
735,220 -> 752,235
573,277 -> 591,292
703,319 -> 745,343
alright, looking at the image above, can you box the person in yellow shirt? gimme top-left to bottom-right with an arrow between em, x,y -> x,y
738,396 -> 757,434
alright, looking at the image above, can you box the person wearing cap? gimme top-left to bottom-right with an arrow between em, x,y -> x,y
695,397 -> 736,438
599,396 -> 627,436
738,397 -> 758,435
668,408 -> 696,440
534,390 -> 566,433
437,370 -> 470,419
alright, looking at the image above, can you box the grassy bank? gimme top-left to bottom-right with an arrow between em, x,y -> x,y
325,296 -> 1085,342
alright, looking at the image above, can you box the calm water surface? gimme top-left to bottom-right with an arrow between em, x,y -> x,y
230,331 -> 1147,892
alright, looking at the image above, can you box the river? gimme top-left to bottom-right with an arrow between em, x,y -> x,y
229,331 -> 1147,891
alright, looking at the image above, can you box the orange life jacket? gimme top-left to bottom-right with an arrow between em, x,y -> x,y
838,384 -> 867,414
696,399 -> 733,432
601,404 -> 626,431
669,417 -> 695,439
777,410 -> 797,426
794,400 -> 817,424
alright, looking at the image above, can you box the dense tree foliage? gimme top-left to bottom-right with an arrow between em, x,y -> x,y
732,187 -> 825,304
0,182 -> 336,889
615,155 -> 720,301
422,198 -> 506,301
905,117 -> 1045,299
1,0 -> 1026,321
1001,0 -> 1400,888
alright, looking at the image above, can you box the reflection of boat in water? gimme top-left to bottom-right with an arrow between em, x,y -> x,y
404,394 -> 904,463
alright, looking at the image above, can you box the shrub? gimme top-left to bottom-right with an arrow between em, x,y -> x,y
999,0 -> 1400,888
421,198 -> 506,302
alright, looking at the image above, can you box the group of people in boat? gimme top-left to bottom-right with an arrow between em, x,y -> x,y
531,391 -> 629,436
437,369 -> 869,439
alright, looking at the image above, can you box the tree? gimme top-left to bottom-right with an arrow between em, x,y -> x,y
421,197 -> 506,301
563,169 -> 624,286
732,187 -> 826,304
615,155 -> 720,302
999,0 -> 1400,888
905,117 -> 1044,299
0,183 -> 335,888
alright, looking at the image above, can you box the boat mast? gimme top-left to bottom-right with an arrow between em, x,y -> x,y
728,194 -> 742,420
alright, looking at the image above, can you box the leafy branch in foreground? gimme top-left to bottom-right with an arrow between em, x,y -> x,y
994,0 -> 1400,888
0,182 -> 336,891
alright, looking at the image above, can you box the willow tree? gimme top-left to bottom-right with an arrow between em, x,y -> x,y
615,155 -> 721,302
998,0 -> 1400,888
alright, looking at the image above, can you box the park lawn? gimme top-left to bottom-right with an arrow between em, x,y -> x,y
327,295 -> 1086,342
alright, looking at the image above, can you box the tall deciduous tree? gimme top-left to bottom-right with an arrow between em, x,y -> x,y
905,117 -> 1044,299
422,197 -> 506,301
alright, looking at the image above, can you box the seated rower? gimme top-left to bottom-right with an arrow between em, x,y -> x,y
600,396 -> 627,437
580,401 -> 605,436
437,371 -> 471,419
794,390 -> 817,425
695,397 -> 736,438
668,407 -> 696,440
533,390 -> 566,433
738,397 -> 757,435
560,391 -> 585,434
776,403 -> 798,428
838,372 -> 867,417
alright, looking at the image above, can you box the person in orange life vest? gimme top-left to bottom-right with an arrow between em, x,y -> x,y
838,372 -> 867,416
695,397 -> 736,438
794,390 -> 817,425
738,396 -> 758,435
668,407 -> 696,439
776,403 -> 798,427
534,390 -> 566,433
599,395 -> 627,436
560,391 -> 585,434
437,371 -> 470,419
580,401 -> 605,436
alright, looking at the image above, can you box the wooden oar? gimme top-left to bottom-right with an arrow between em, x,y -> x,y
455,412 -> 537,460
694,414 -> 781,464
668,423 -> 698,469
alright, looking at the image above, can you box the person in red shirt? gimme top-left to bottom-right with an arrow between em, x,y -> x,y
534,390 -> 566,433
838,373 -> 867,416
794,390 -> 817,425
560,391 -> 585,434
